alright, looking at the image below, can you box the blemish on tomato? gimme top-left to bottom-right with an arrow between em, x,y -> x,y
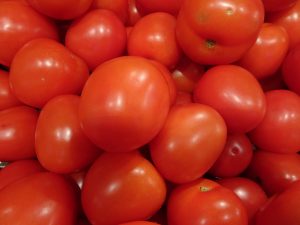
205,39 -> 216,49
200,186 -> 210,192
226,7 -> 234,16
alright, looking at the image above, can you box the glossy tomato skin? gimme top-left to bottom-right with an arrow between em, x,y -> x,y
135,0 -> 183,15
176,0 -> 264,65
82,151 -> 166,225
35,95 -> 101,174
127,0 -> 142,26
262,0 -> 297,12
238,23 -> 289,80
65,9 -> 127,70
119,222 -> 159,225
0,1 -> 58,66
79,56 -> 170,152
150,103 -> 227,184
174,91 -> 192,106
246,151 -> 300,196
194,65 -> 266,134
0,70 -> 21,111
249,90 -> 300,153
27,0 -> 93,20
128,12 -> 181,69
209,134 -> 253,178
0,172 -> 79,225
167,178 -> 248,225
9,38 -> 89,108
0,106 -> 38,161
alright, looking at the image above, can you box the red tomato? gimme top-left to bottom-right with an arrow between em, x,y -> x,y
82,151 -> 166,225
218,177 -> 268,224
119,222 -> 160,225
259,71 -> 287,92
0,70 -> 22,111
135,0 -> 183,15
69,170 -> 86,190
167,178 -> 248,225
209,134 -> 253,178
194,65 -> 266,134
0,159 -> 44,190
0,106 -> 38,161
174,91 -> 192,106
238,23 -> 289,80
127,0 -> 142,26
79,56 -> 170,152
27,0 -> 93,20
35,95 -> 101,174
246,151 -> 300,196
262,0 -> 297,12
249,90 -> 300,153
128,12 -> 181,69
0,1 -> 58,67
150,103 -> 227,184
9,38 -> 89,108
176,0 -> 264,65
0,172 -> 79,225
65,9 -> 127,70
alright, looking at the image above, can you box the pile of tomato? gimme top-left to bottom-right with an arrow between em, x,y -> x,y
1,0 -> 300,224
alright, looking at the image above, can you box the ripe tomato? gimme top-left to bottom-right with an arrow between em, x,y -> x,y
69,170 -> 86,190
0,106 -> 38,161
174,91 -> 192,106
176,0 -> 264,65
209,134 -> 253,178
167,178 -> 248,225
79,56 -> 170,152
262,0 -> 297,12
135,0 -> 183,15
259,71 -> 287,92
194,65 -> 266,134
9,38 -> 89,108
35,95 -> 101,174
119,222 -> 159,225
0,1 -> 58,66
249,90 -> 300,153
128,12 -> 181,69
150,103 -> 227,184
0,172 -> 79,225
81,151 -> 166,225
127,0 -> 142,26
238,23 -> 289,80
65,9 -> 127,70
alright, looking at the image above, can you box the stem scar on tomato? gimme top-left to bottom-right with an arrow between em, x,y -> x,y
226,7 -> 234,16
200,186 -> 210,192
205,39 -> 216,49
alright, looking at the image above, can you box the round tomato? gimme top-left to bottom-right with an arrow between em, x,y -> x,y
193,65 -> 266,134
81,151 -> 166,225
135,0 -> 183,15
79,56 -> 170,152
262,0 -> 296,12
9,38 -> 89,108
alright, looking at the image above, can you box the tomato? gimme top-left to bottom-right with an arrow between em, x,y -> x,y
127,0 -> 142,26
79,56 -> 170,152
282,43 -> 300,95
167,178 -> 248,225
128,12 -> 181,69
119,222 -> 159,225
218,177 -> 267,224
82,151 -> 166,225
246,151 -> 300,196
194,65 -> 266,134
27,0 -> 93,20
174,91 -> 192,106
65,9 -> 127,71
209,134 -> 253,178
135,0 -> 183,15
0,172 -> 79,225
176,0 -> 264,65
0,159 -> 44,190
249,90 -> 300,153
0,70 -> 22,111
0,106 -> 38,161
259,71 -> 287,92
262,0 -> 297,12
9,38 -> 89,108
35,95 -> 100,174
238,23 -> 289,80
0,1 -> 58,67
69,170 -> 86,190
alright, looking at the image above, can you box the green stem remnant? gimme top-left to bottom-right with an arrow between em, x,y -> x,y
200,186 -> 210,192
205,39 -> 216,49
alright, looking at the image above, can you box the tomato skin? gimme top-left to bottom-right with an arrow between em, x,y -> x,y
119,222 -> 159,225
0,172 -> 79,225
249,90 -> 300,153
82,151 -> 166,225
127,0 -> 142,26
167,178 -> 248,225
238,23 -> 289,80
176,0 -> 264,65
79,56 -> 170,152
65,9 -> 127,70
0,106 -> 38,161
150,103 -> 227,184
135,0 -> 183,15
174,91 -> 192,106
262,0 -> 297,12
9,38 -> 89,108
259,71 -> 287,92
0,1 -> 58,67
35,95 -> 100,174
209,134 -> 253,178
194,65 -> 266,134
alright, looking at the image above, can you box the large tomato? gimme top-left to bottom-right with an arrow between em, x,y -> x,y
81,151 -> 166,225
135,0 -> 183,15
79,56 -> 170,152
176,0 -> 264,65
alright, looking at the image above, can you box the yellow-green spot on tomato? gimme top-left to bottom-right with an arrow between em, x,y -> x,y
200,186 -> 210,192
226,7 -> 234,16
205,39 -> 216,49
